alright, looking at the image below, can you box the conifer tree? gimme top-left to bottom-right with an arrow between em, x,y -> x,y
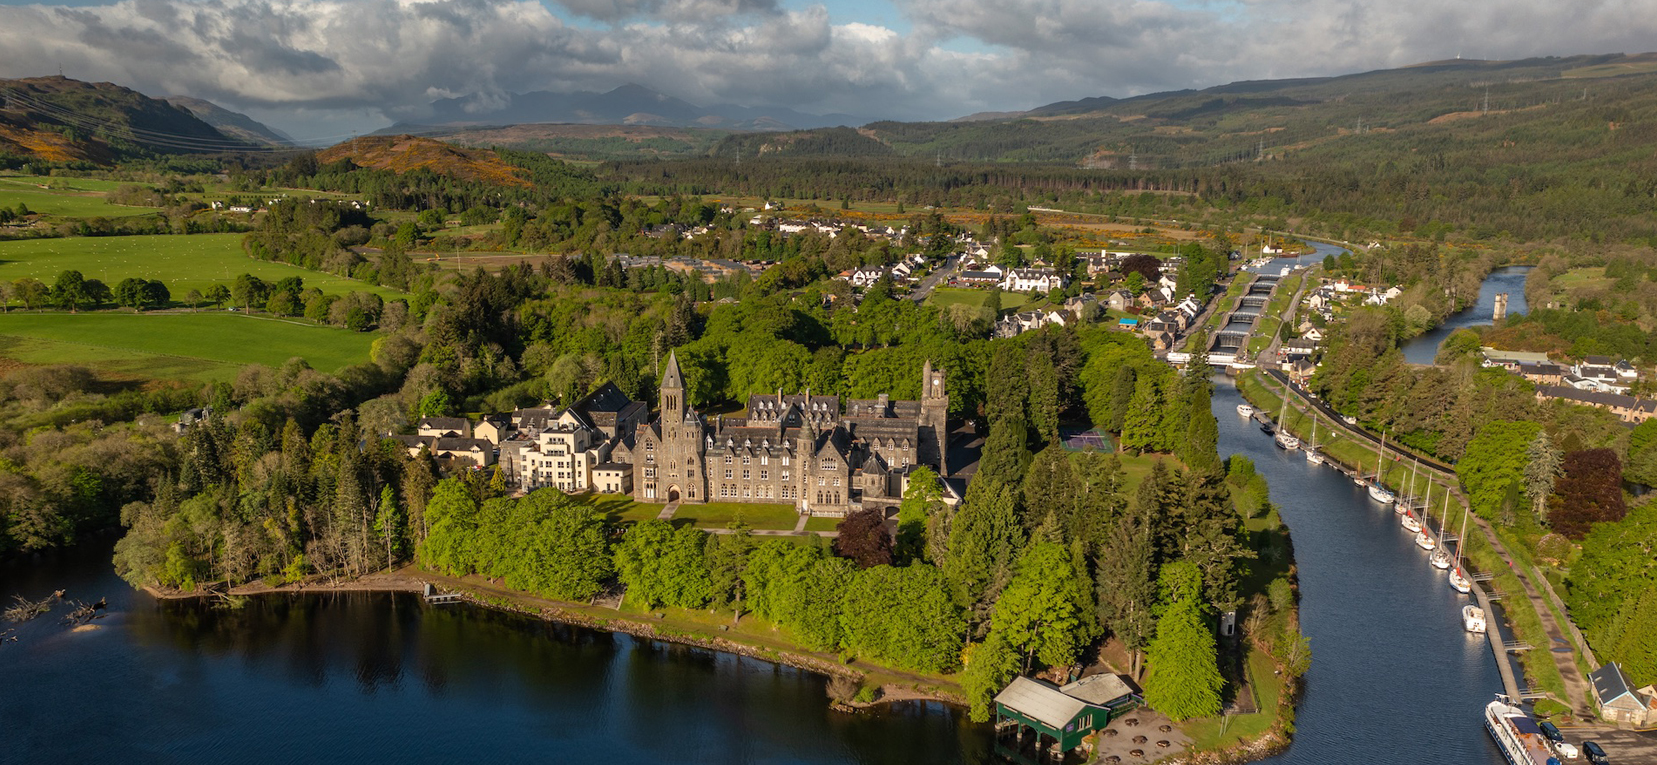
1143,561 -> 1224,721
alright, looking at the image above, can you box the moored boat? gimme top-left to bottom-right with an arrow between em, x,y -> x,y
1464,605 -> 1488,633
1450,566 -> 1472,594
1401,509 -> 1423,533
1368,483 -> 1396,505
1414,529 -> 1437,550
1275,432 -> 1300,450
1305,449 -> 1324,465
1484,696 -> 1553,765
1430,548 -> 1452,570
1236,404 -> 1255,417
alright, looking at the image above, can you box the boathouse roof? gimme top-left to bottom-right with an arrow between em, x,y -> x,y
993,677 -> 1089,730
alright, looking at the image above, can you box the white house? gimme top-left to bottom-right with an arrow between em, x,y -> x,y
1000,268 -> 1067,293
844,266 -> 886,288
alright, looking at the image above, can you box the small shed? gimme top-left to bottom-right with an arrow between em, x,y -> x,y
1591,662 -> 1654,727
993,675 -> 1140,753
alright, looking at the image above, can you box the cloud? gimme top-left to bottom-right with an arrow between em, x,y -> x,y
0,0 -> 1654,138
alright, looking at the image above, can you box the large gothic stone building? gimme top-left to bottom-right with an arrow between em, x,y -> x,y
631,351 -> 949,516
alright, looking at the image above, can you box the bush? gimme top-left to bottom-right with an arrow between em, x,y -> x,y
854,685 -> 878,704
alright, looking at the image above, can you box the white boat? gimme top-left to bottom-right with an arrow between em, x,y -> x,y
1430,548 -> 1453,570
1464,605 -> 1488,633
1484,697 -> 1554,765
1367,432 -> 1395,505
1450,567 -> 1472,594
1414,530 -> 1438,550
1401,510 -> 1423,533
1236,404 -> 1255,417
1275,433 -> 1300,450
1353,475 -> 1368,488
1304,414 -> 1323,464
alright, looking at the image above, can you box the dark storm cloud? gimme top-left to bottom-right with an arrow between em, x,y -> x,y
0,0 -> 1653,137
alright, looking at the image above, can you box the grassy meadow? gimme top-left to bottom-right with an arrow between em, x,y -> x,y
0,176 -> 160,218
0,312 -> 376,381
0,234 -> 404,300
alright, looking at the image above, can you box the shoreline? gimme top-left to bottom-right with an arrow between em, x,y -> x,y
145,566 -> 960,712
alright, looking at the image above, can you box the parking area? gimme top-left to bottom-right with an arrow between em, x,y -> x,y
1558,725 -> 1657,762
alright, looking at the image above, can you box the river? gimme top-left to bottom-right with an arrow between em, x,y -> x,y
0,545 -> 991,765
1212,378 -> 1507,764
1401,265 -> 1534,365
2,381 -> 1515,765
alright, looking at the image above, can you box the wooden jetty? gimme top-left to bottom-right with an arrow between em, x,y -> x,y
422,583 -> 464,605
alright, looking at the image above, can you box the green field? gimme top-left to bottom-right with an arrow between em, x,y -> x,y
0,176 -> 160,219
0,234 -> 404,300
926,287 -> 1033,316
0,312 -> 376,381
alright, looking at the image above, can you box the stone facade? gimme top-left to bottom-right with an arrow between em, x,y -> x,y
632,351 -> 949,516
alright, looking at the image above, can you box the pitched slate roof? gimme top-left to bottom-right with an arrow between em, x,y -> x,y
1590,662 -> 1641,706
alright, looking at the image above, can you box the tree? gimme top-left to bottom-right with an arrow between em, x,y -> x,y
895,466 -> 943,563
707,521 -> 754,619
977,416 -> 1032,488
961,629 -> 1021,722
51,270 -> 89,312
417,479 -> 479,574
615,519 -> 712,609
185,288 -> 204,312
1120,373 -> 1164,454
991,540 -> 1096,672
1022,445 -> 1080,533
373,483 -> 402,570
1523,431 -> 1563,522
1551,449 -> 1627,539
839,564 -> 965,673
206,284 -> 231,308
1179,383 -> 1220,472
1142,561 -> 1224,721
833,508 -> 893,568
1456,420 -> 1540,525
942,478 -> 1026,621
1026,343 -> 1061,444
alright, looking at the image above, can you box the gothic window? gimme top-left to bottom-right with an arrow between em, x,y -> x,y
742,470 -> 751,480
816,491 -> 823,504
781,455 -> 790,466
760,455 -> 769,466
833,477 -> 840,487
687,468 -> 695,478
725,469 -> 733,479
724,455 -> 733,465
742,455 -> 751,465
759,470 -> 768,480
820,459 -> 834,470
818,477 -> 826,486
743,486 -> 752,498
781,471 -> 790,481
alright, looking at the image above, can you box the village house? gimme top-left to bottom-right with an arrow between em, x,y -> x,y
1516,361 -> 1569,386
957,263 -> 1004,286
1000,268 -> 1067,293
842,265 -> 886,288
1102,290 -> 1134,313
416,417 -> 471,439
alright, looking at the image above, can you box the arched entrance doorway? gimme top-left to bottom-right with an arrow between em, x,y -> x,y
667,485 -> 681,502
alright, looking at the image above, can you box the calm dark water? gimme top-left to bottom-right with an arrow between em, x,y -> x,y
0,545 -> 991,765
1212,379 -> 1506,764
1402,265 -> 1534,364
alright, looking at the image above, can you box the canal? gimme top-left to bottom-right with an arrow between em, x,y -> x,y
1212,377 -> 1507,764
1402,265 -> 1534,365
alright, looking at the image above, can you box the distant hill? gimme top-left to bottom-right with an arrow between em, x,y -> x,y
315,135 -> 532,187
164,96 -> 293,146
705,53 -> 1657,166
432,123 -> 728,161
0,76 -> 245,162
395,83 -> 865,133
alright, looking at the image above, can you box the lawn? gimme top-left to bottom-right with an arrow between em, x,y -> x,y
1182,648 -> 1283,751
587,494 -> 664,525
926,287 -> 1032,316
0,176 -> 160,218
804,516 -> 842,533
672,501 -> 799,530
0,234 -> 404,300
0,312 -> 376,381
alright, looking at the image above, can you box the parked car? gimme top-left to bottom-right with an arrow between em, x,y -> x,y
1538,721 -> 1564,743
1582,740 -> 1608,765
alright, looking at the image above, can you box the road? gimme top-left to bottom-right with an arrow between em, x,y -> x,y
908,254 -> 960,303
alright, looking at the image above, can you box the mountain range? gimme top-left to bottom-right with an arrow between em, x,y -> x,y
390,83 -> 867,133
164,96 -> 292,146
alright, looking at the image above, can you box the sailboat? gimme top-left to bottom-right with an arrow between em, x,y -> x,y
1414,481 -> 1438,550
1367,432 -> 1396,505
1273,380 -> 1300,450
1449,506 -> 1473,594
1427,485 -> 1453,565
1395,459 -> 1420,515
1401,504 -> 1423,533
1304,411 -> 1325,465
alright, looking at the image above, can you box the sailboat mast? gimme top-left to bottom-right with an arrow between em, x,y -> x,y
1455,498 -> 1470,572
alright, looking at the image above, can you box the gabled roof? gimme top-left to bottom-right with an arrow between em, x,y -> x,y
994,677 -> 1090,729
1059,674 -> 1137,706
1591,662 -> 1641,706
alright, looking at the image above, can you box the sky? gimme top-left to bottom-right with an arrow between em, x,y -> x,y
0,0 -> 1653,141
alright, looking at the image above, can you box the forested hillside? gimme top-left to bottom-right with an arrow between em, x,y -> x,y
0,76 -> 247,163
